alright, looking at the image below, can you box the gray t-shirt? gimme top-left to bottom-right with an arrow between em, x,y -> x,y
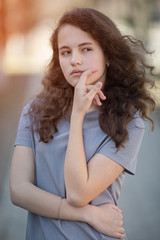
14,102 -> 144,240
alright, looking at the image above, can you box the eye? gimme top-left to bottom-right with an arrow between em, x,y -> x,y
82,48 -> 92,52
60,50 -> 71,56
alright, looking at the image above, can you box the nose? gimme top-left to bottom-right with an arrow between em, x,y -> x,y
71,52 -> 82,66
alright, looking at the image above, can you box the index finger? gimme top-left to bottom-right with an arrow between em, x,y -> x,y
77,68 -> 98,88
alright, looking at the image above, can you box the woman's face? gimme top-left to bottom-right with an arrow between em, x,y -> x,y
58,24 -> 107,87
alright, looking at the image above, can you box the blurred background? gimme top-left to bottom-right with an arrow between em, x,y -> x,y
0,0 -> 160,239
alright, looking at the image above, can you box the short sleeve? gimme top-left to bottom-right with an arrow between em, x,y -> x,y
14,103 -> 33,149
97,115 -> 145,175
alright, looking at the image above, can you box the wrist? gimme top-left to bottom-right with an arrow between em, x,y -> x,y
82,204 -> 95,224
71,109 -> 85,120
57,197 -> 63,219
60,199 -> 93,223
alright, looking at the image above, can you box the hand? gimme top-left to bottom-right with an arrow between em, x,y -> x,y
87,203 -> 125,239
72,69 -> 106,115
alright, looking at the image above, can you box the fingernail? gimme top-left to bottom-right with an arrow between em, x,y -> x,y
96,82 -> 101,88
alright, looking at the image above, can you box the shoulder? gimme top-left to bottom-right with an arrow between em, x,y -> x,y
22,102 -> 32,114
22,98 -> 41,114
127,112 -> 145,130
124,113 -> 145,151
19,98 -> 41,127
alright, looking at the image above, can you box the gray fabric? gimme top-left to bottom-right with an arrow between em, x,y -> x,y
14,102 -> 144,240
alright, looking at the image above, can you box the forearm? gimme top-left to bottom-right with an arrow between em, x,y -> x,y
64,112 -> 89,206
10,181 -> 87,222
10,182 -> 125,238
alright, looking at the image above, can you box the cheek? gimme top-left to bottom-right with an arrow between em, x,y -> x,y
89,54 -> 106,72
59,60 -> 68,76
85,71 -> 101,84
99,56 -> 107,70
86,65 -> 106,85
95,60 -> 107,77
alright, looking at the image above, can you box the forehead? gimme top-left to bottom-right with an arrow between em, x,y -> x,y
58,24 -> 95,47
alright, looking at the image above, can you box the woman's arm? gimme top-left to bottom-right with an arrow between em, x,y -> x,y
10,145 -> 125,239
10,145 -> 86,220
64,70 -> 124,207
65,112 -> 124,207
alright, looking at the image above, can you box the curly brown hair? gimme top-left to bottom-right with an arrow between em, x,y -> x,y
28,8 -> 155,148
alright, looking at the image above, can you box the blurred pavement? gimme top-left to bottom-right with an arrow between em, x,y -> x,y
0,75 -> 160,240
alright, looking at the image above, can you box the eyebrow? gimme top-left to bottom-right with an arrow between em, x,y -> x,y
59,42 -> 93,50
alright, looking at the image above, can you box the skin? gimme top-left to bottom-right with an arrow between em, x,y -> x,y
10,24 -> 125,239
58,24 -> 108,109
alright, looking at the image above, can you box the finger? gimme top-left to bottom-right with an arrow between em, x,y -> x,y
86,85 -> 102,102
95,81 -> 102,89
117,212 -> 123,221
116,219 -> 123,228
119,227 -> 125,234
86,84 -> 106,101
94,94 -> 102,106
77,69 -> 98,87
98,91 -> 106,100
111,205 -> 122,213
119,220 -> 123,226
95,82 -> 106,100
86,82 -> 102,91
119,234 -> 125,239
86,85 -> 97,105
116,227 -> 125,239
86,85 -> 94,93
114,232 -> 125,239
93,98 -> 97,105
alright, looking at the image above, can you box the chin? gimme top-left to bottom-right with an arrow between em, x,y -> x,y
72,79 -> 79,87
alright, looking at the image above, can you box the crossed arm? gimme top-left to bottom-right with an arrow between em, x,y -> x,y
10,146 -> 89,220
10,145 -> 125,238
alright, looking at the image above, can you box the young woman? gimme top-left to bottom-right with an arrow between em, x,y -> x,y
10,8 -> 155,240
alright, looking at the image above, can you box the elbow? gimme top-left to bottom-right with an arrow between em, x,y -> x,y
10,189 -> 19,206
10,183 -> 23,206
66,193 -> 87,207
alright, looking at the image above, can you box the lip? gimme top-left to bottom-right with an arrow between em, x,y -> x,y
71,69 -> 84,76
